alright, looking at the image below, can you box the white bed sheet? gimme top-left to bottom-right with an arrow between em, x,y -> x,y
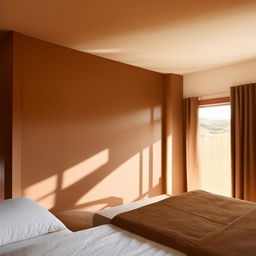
4,224 -> 186,256
0,230 -> 71,255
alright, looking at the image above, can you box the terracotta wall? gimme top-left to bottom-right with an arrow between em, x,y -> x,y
163,75 -> 185,195
12,33 -> 164,213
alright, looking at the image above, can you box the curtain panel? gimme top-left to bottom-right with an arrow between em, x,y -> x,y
231,83 -> 256,201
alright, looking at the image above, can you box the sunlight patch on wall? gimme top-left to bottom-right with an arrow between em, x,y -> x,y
110,153 -> 141,204
75,153 -> 140,210
62,149 -> 109,190
152,106 -> 161,122
166,135 -> 172,194
39,193 -> 56,209
142,147 -> 149,196
74,196 -> 123,211
153,140 -> 162,187
23,175 -> 58,208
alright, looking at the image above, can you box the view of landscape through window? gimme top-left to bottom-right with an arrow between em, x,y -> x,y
198,105 -> 231,197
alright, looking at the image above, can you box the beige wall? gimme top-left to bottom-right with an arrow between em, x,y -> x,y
13,33 -> 164,214
184,59 -> 256,98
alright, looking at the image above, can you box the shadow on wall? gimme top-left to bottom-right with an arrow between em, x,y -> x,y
22,106 -> 162,214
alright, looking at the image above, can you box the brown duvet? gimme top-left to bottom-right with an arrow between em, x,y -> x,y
111,190 -> 256,256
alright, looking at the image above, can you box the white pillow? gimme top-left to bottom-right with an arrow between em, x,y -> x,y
0,197 -> 67,246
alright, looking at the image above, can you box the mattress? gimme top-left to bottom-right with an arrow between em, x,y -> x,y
93,194 -> 169,226
4,224 -> 186,256
0,230 -> 71,255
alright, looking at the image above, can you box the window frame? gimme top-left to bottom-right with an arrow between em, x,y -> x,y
199,97 -> 230,108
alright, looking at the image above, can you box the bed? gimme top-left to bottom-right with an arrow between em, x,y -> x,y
0,230 -> 71,255
2,225 -> 185,256
0,196 -> 185,256
1,191 -> 256,256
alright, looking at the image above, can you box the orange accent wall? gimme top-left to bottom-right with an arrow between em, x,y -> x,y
163,74 -> 185,195
12,33 -> 164,213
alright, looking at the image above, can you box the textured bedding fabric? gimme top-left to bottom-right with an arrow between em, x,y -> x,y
3,224 -> 186,256
112,190 -> 256,256
93,195 -> 169,226
0,230 -> 71,255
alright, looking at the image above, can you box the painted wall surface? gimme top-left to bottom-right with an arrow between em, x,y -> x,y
14,33 -> 163,213
163,75 -> 185,195
184,59 -> 256,98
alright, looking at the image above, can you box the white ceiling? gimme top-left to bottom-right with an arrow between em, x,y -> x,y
1,0 -> 256,74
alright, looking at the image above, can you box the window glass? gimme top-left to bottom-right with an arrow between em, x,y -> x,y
198,105 -> 231,196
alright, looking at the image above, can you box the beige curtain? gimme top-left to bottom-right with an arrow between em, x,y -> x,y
183,97 -> 200,191
231,84 -> 256,201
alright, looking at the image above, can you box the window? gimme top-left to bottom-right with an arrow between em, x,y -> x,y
198,104 -> 231,196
